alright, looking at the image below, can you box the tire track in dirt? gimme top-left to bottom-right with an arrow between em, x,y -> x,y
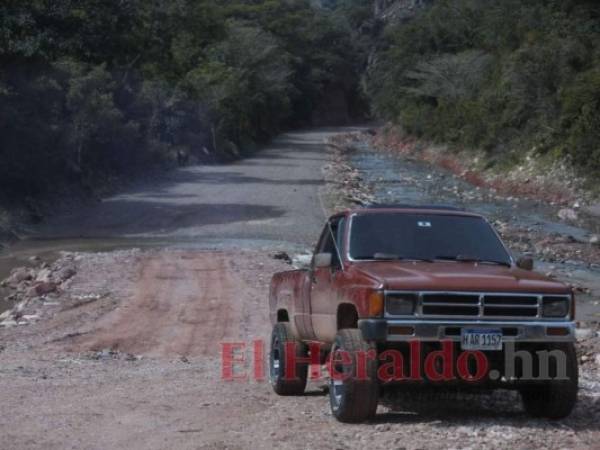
68,252 -> 249,357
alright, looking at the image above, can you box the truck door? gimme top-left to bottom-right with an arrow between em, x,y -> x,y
310,217 -> 345,342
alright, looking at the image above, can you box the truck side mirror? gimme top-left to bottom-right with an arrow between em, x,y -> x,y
516,255 -> 534,271
314,253 -> 332,268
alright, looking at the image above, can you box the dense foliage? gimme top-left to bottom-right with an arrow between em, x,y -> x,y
366,0 -> 600,174
0,0 -> 363,200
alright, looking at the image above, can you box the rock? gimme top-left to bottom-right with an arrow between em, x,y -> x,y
595,354 -> 600,366
375,424 -> 391,432
55,266 -> 76,282
0,310 -> 11,320
558,208 -> 578,221
13,300 -> 28,313
272,251 -> 292,264
94,349 -> 116,360
576,328 -> 594,340
15,280 -> 30,292
21,314 -> 39,322
590,235 -> 600,246
4,267 -> 33,287
35,268 -> 52,283
0,318 -> 18,327
27,281 -> 57,297
28,256 -> 41,262
292,254 -> 313,269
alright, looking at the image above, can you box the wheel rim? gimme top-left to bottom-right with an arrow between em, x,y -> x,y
270,336 -> 280,385
329,343 -> 345,410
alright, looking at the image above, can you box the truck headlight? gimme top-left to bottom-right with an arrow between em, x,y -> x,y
542,296 -> 569,318
386,294 -> 417,316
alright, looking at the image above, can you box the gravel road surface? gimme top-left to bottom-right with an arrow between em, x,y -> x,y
34,129 -> 347,247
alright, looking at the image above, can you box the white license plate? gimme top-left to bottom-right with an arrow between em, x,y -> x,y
461,328 -> 502,351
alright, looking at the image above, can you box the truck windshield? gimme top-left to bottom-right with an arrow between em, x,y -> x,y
349,213 -> 511,265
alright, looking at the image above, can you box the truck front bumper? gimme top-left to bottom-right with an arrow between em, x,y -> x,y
358,319 -> 576,343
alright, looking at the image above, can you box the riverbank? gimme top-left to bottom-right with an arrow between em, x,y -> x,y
364,125 -> 600,212
325,130 -> 600,320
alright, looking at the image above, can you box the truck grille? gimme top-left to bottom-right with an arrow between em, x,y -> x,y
421,293 -> 479,316
386,292 -> 570,320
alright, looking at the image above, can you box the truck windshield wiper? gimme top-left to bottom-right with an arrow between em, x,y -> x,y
434,255 -> 511,267
372,253 -> 433,262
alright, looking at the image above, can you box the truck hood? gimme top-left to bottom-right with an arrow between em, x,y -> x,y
351,261 -> 570,294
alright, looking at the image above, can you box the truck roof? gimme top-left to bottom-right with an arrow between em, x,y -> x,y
340,204 -> 483,218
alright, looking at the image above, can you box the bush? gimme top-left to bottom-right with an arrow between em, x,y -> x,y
366,0 -> 600,173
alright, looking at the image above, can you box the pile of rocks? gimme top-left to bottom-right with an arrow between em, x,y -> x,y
323,137 -> 376,212
0,255 -> 77,327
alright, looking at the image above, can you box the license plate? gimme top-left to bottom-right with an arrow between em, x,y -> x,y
461,328 -> 502,351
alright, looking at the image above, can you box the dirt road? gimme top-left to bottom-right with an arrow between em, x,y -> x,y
1,128 -> 599,449
33,129 -> 343,246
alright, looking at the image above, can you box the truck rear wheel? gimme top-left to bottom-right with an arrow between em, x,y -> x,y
520,342 -> 578,419
269,323 -> 308,395
328,329 -> 379,423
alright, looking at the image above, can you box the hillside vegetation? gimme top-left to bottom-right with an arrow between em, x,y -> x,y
0,0 -> 363,204
366,0 -> 600,178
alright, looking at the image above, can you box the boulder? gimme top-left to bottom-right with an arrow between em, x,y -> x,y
558,208 -> 578,221
35,268 -> 53,283
27,281 -> 58,297
4,267 -> 33,287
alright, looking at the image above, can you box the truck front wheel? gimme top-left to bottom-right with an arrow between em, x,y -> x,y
269,323 -> 308,395
328,329 -> 379,423
519,342 -> 578,419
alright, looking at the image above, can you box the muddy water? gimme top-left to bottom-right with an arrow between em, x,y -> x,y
350,142 -> 600,321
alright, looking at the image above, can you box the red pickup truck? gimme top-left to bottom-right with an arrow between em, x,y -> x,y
268,206 -> 578,422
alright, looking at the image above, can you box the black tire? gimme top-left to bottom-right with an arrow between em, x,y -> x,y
328,329 -> 379,423
269,323 -> 308,395
520,342 -> 578,419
